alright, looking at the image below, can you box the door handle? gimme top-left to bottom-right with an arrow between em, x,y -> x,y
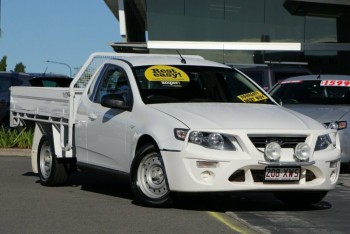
88,113 -> 97,121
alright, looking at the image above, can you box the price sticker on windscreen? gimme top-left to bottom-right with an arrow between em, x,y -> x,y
320,80 -> 350,87
145,65 -> 190,83
237,91 -> 268,103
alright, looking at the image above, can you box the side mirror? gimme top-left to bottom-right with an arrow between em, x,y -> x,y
101,94 -> 131,110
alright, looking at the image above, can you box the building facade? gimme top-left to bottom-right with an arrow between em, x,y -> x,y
105,0 -> 350,74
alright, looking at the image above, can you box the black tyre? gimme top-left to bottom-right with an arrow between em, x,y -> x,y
37,135 -> 68,186
130,143 -> 172,207
274,191 -> 328,206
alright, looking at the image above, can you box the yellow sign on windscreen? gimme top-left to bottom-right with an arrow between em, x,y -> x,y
145,65 -> 189,82
237,91 -> 268,103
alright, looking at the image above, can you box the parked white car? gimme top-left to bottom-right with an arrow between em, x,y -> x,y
11,53 -> 341,207
269,74 -> 350,169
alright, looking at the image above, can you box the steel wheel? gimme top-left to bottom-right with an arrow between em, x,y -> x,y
137,152 -> 168,199
37,135 -> 68,186
131,143 -> 172,207
39,140 -> 53,181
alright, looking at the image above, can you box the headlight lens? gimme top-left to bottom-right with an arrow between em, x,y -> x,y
323,121 -> 347,130
189,131 -> 204,144
294,143 -> 311,161
188,131 -> 236,150
207,133 -> 224,148
315,134 -> 336,151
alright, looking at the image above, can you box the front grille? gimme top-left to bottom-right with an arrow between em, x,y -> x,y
248,136 -> 307,148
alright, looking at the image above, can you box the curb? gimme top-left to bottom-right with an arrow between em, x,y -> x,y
0,148 -> 31,157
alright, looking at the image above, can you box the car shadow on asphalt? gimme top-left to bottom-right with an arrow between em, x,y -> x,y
22,171 -> 332,212
67,171 -> 133,200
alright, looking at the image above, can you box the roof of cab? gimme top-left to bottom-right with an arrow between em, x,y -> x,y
104,53 -> 229,68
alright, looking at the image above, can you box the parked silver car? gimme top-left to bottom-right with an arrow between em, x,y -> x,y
269,74 -> 350,169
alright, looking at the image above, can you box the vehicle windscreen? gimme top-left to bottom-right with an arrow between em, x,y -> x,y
270,80 -> 350,105
133,65 -> 273,105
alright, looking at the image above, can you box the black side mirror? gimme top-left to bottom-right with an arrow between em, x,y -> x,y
101,94 -> 130,110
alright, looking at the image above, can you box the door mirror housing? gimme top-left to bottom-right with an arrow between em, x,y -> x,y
101,94 -> 131,110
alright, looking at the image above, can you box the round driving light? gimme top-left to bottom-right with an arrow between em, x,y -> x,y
208,133 -> 224,149
265,142 -> 281,161
294,143 -> 311,161
189,131 -> 203,144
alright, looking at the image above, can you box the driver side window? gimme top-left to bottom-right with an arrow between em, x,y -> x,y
93,65 -> 130,104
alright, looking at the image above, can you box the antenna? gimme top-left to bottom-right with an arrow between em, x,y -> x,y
317,71 -> 322,79
176,50 -> 186,64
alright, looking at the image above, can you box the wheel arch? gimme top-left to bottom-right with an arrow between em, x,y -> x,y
131,134 -> 161,172
135,135 -> 159,156
31,123 -> 53,173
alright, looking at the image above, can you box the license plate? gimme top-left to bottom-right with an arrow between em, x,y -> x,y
264,167 -> 301,181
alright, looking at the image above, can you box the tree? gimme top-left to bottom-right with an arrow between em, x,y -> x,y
14,62 -> 26,72
0,55 -> 7,71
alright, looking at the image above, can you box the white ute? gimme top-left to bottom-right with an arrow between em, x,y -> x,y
10,52 -> 341,207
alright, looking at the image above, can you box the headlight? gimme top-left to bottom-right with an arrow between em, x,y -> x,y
315,134 -> 336,151
323,121 -> 347,130
188,131 -> 236,150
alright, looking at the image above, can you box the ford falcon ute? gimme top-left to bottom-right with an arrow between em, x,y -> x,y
10,52 -> 341,207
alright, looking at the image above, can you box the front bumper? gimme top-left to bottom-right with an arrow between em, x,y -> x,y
161,142 -> 341,192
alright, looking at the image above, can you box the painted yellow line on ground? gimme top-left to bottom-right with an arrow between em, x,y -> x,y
207,211 -> 248,234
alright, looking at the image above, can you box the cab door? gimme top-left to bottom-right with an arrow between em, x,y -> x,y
78,63 -> 134,172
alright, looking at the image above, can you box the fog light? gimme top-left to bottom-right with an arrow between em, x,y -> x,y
197,161 -> 218,168
200,171 -> 214,182
294,143 -> 310,161
265,142 -> 281,161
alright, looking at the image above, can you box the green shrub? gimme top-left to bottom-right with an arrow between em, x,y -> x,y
0,127 -> 33,149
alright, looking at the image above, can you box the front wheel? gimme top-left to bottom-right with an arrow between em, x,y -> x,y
37,135 -> 68,186
130,143 -> 172,207
274,191 -> 328,206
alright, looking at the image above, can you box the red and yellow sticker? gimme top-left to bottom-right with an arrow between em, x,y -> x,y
237,91 -> 268,103
145,65 -> 189,82
320,80 -> 350,87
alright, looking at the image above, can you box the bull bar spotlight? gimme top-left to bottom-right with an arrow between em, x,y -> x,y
265,142 -> 281,161
294,143 -> 311,161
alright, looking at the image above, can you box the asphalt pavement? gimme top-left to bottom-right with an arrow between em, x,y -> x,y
1,152 -> 350,234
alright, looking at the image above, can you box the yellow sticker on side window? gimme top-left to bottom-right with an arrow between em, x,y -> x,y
237,91 -> 268,103
145,65 -> 190,82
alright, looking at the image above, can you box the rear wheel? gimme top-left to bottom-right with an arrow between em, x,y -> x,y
130,143 -> 172,207
37,135 -> 68,186
274,191 -> 328,206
